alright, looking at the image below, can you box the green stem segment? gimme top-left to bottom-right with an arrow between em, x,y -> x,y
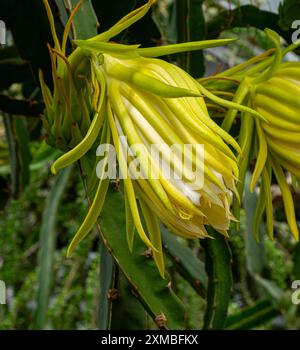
201,229 -> 232,330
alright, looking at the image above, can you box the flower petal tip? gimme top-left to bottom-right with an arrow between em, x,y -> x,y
50,163 -> 57,175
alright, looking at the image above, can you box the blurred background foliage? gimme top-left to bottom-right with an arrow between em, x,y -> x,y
0,0 -> 300,330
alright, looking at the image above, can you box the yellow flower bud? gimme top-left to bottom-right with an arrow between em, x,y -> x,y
41,0 -> 243,275
253,62 -> 300,180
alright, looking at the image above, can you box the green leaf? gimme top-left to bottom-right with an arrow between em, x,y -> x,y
175,0 -> 188,70
175,0 -> 205,77
3,115 -> 31,196
55,0 -> 98,40
54,0 -> 69,27
253,275 -> 285,302
161,226 -> 208,296
97,239 -> 115,330
110,271 -> 149,330
70,0 -> 98,39
201,229 -> 233,330
244,173 -> 265,275
225,300 -> 279,330
35,166 -> 72,329
98,187 -> 186,330
186,0 -> 205,77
